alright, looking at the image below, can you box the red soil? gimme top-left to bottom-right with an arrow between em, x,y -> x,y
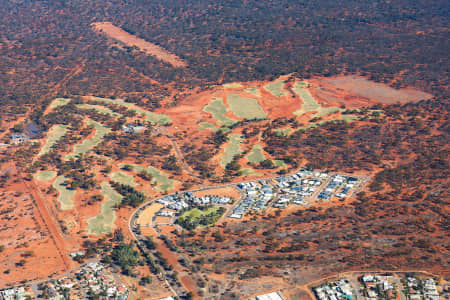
309,75 -> 433,107
92,22 -> 186,68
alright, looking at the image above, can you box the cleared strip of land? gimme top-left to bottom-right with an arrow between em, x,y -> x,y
245,144 -> 266,163
203,97 -> 236,126
91,97 -> 170,125
76,104 -> 122,117
34,171 -> 57,181
92,22 -> 186,68
119,163 -> 177,192
53,176 -> 76,210
87,182 -> 123,235
221,134 -> 243,168
49,98 -> 71,110
37,125 -> 68,157
65,119 -> 110,161
227,94 -> 267,119
264,79 -> 288,97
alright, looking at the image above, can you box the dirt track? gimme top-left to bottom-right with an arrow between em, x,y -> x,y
24,180 -> 71,271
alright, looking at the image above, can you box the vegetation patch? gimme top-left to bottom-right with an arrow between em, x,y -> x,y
274,160 -> 287,168
313,107 -> 342,118
227,94 -> 267,119
110,171 -> 137,187
240,168 -> 263,177
34,170 -> 57,181
37,125 -> 68,157
87,182 -> 123,235
293,82 -> 320,115
92,97 -> 171,125
177,206 -> 225,230
53,176 -> 76,210
203,97 -> 236,126
274,128 -> 291,136
221,134 -> 243,168
49,98 -> 71,109
198,122 -> 219,131
244,88 -> 261,97
119,163 -> 177,192
65,119 -> 110,160
263,79 -> 288,97
76,104 -> 122,117
245,144 -> 266,163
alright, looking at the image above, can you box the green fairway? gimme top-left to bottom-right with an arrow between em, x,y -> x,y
274,128 -> 291,136
49,98 -> 71,109
313,107 -> 342,118
203,97 -> 237,126
245,144 -> 266,163
244,88 -> 261,97
198,122 -> 219,131
118,163 -> 177,192
65,119 -> 110,160
34,171 -> 57,181
37,125 -> 68,157
274,160 -> 287,168
53,176 -> 76,210
221,134 -> 242,168
77,104 -> 122,117
293,81 -> 320,115
264,79 -> 288,97
240,168 -> 263,177
227,94 -> 267,119
91,97 -> 171,125
87,182 -> 123,235
110,172 -> 137,187
223,83 -> 243,88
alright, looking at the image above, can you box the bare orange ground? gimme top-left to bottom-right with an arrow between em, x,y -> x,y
137,203 -> 164,227
140,227 -> 158,237
92,22 -> 186,68
180,275 -> 198,296
153,216 -> 173,224
309,75 -> 433,107
194,185 -> 242,199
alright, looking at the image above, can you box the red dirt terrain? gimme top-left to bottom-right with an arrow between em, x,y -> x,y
92,22 -> 186,68
309,75 -> 433,107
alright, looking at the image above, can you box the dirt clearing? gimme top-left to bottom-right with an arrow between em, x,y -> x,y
92,22 -> 186,68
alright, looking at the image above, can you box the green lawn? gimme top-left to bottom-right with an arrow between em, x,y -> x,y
274,128 -> 291,136
274,160 -> 287,168
65,119 -> 110,160
198,122 -> 219,131
37,125 -> 68,157
245,144 -> 266,163
34,171 -> 57,181
313,107 -> 342,118
179,207 -> 222,223
240,168 -> 263,177
244,88 -> 261,97
221,134 -> 242,168
293,81 -> 320,115
203,97 -> 237,126
87,182 -> 123,235
264,79 -> 288,97
49,98 -> 71,109
227,94 -> 267,119
109,172 -> 137,187
91,97 -> 171,125
76,104 -> 122,117
53,176 -> 76,210
118,163 -> 177,192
